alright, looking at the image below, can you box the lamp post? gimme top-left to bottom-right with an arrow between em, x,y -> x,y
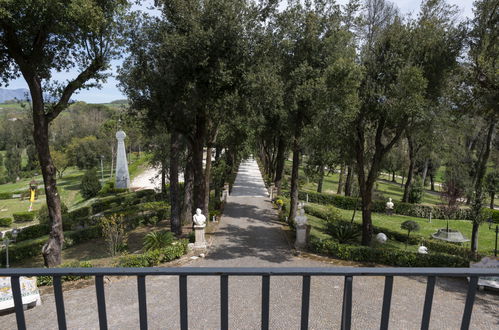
495,225 -> 498,257
3,228 -> 19,268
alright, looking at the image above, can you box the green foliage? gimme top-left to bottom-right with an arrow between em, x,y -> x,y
408,178 -> 423,204
37,261 -> 93,286
101,214 -> 128,256
15,224 -> 50,242
0,192 -> 13,199
37,202 -> 69,225
80,168 -> 101,199
4,146 -> 21,182
143,230 -> 174,251
401,220 -> 420,234
13,211 -> 36,222
0,217 -> 12,226
325,222 -> 360,244
118,239 -> 189,267
98,180 -> 127,196
67,135 -> 106,170
309,238 -> 469,267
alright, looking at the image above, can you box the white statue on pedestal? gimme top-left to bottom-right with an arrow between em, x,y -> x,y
295,207 -> 308,227
386,198 -> 394,215
418,245 -> 428,254
193,208 -> 206,228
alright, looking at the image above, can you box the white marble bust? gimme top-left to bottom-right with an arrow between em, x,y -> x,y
386,198 -> 394,210
193,208 -> 206,228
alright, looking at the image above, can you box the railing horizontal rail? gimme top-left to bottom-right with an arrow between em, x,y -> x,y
2,267 -> 497,330
0,267 -> 498,277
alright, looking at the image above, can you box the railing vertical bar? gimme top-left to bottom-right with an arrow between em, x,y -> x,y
461,276 -> 478,330
95,275 -> 108,330
137,275 -> 148,330
53,276 -> 67,330
300,275 -> 311,330
341,276 -> 353,330
261,275 -> 270,330
11,276 -> 26,330
380,276 -> 393,330
179,275 -> 188,330
220,275 -> 229,330
421,276 -> 436,330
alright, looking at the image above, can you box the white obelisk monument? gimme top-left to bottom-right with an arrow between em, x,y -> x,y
115,130 -> 130,189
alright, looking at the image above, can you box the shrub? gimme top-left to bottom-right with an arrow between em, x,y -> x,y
118,239 -> 188,267
0,192 -> 13,200
98,181 -> 127,196
309,237 -> 469,267
13,211 -> 36,222
400,220 -> 420,247
1,237 -> 46,265
143,230 -> 174,251
37,261 -> 93,286
15,224 -> 50,242
325,222 -> 361,244
408,179 -> 423,204
0,217 -> 12,227
67,226 -> 102,244
101,214 -> 128,256
80,168 -> 101,199
37,202 -> 69,225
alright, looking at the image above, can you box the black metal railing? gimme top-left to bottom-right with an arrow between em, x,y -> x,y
1,267 -> 498,330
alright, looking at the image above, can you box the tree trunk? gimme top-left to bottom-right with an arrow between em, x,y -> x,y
402,137 -> 415,203
421,158 -> 429,187
317,165 -> 325,193
169,131 -> 181,235
110,144 -> 115,178
274,136 -> 286,196
490,192 -> 495,209
161,160 -> 167,195
203,147 -> 212,216
181,150 -> 194,225
391,171 -> 396,183
470,119 -> 496,252
192,115 -> 206,213
430,174 -> 435,191
345,165 -> 353,196
359,182 -> 374,246
28,83 -> 63,267
288,130 -> 301,223
337,164 -> 345,195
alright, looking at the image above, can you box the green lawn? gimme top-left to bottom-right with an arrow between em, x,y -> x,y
307,202 -> 496,254
0,152 -> 151,225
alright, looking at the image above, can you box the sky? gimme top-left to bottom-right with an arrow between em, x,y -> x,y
4,0 -> 475,104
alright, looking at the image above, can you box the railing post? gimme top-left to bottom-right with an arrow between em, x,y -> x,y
137,275 -> 148,330
421,276 -> 436,330
221,275 -> 229,330
179,275 -> 188,330
53,276 -> 68,330
10,276 -> 26,330
95,275 -> 108,330
380,276 -> 393,330
341,276 -> 353,330
300,275 -> 311,330
461,276 -> 478,330
261,275 -> 270,330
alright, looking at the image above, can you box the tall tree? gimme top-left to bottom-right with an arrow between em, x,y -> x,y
467,0 -> 498,252
0,0 -> 128,266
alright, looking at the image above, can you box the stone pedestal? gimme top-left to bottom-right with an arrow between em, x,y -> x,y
295,225 -> 307,249
194,225 -> 207,249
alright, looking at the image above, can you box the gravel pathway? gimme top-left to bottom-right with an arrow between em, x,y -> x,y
1,158 -> 497,329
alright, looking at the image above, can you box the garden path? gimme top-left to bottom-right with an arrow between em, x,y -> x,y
0,158 -> 497,329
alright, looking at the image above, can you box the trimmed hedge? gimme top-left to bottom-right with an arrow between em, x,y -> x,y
13,211 -> 36,222
304,204 -> 477,260
0,217 -> 13,226
37,261 -> 93,286
118,239 -> 189,267
285,190 -> 487,220
0,192 -> 13,200
309,237 -> 469,267
1,226 -> 103,265
15,224 -> 51,242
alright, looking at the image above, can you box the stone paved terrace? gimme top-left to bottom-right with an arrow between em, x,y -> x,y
1,158 -> 498,329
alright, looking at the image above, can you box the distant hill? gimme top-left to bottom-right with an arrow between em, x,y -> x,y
0,88 -> 30,103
